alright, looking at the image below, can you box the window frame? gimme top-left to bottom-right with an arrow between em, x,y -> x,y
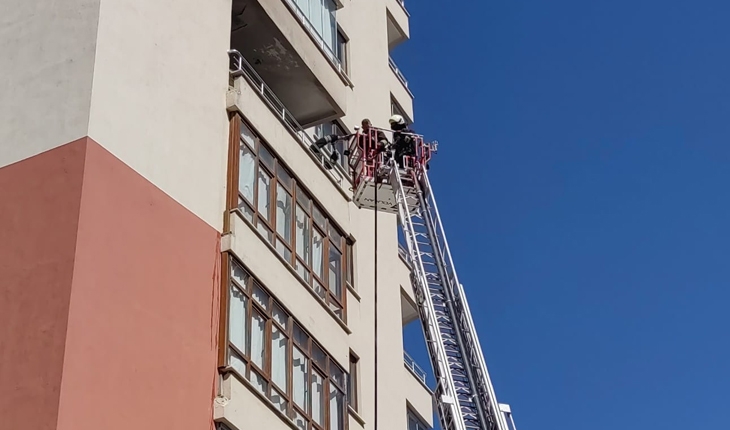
390,96 -> 412,125
336,26 -> 349,74
226,257 -> 349,430
229,115 -> 353,322
314,120 -> 351,173
407,409 -> 430,430
347,352 -> 359,412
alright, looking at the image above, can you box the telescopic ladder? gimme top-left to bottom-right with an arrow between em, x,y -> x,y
388,161 -> 511,430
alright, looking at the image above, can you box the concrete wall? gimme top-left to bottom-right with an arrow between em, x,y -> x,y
87,0 -> 231,230
56,140 -> 221,430
0,138 -> 221,429
0,140 -> 87,429
0,0 -> 99,169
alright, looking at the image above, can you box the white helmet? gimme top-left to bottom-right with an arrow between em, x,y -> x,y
388,114 -> 405,126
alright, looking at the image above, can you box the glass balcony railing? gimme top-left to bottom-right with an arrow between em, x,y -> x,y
228,50 -> 350,185
389,56 -> 414,98
404,351 -> 428,385
281,0 -> 347,77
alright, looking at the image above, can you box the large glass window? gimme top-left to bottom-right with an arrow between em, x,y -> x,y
287,0 -> 338,56
314,120 -> 349,172
234,119 -> 352,322
408,410 -> 430,430
336,29 -> 348,73
227,258 -> 348,430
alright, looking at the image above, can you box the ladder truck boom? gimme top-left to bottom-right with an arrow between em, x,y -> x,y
348,128 -> 516,430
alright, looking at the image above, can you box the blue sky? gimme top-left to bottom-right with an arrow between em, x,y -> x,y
393,1 -> 730,429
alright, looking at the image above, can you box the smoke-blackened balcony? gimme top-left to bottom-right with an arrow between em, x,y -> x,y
231,0 -> 349,127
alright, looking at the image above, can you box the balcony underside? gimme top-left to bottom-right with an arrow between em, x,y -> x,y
231,0 -> 346,127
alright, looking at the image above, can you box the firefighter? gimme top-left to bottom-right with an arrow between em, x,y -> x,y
388,114 -> 416,169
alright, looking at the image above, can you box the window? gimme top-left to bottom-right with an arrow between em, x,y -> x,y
314,120 -> 350,173
391,98 -> 412,125
347,353 -> 359,412
314,121 -> 350,173
234,118 -> 352,321
227,258 -> 348,430
407,410 -> 430,430
290,0 -> 338,54
336,28 -> 348,73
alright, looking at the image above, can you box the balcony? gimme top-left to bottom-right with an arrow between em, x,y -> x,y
228,50 -> 351,189
231,0 -> 348,127
389,56 -> 413,97
387,0 -> 410,49
404,351 -> 428,385
388,57 -> 414,124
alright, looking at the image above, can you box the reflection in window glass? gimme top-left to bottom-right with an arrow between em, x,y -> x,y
231,261 -> 248,286
329,384 -> 344,430
276,184 -> 292,243
273,303 -> 288,327
294,323 -> 309,347
271,327 -> 288,390
251,368 -> 267,394
296,259 -> 310,283
297,186 -> 311,211
238,199 -> 254,222
328,245 -> 342,297
314,280 -> 326,300
230,348 -> 246,375
329,301 -> 343,319
278,166 -> 294,190
313,205 -> 326,229
259,145 -> 275,170
293,347 -> 309,412
239,145 -> 256,203
293,410 -> 307,430
330,360 -> 344,388
258,167 -> 271,221
251,312 -> 266,369
312,229 -> 324,279
295,205 -> 311,264
311,370 -> 325,426
269,389 -> 288,414
229,286 -> 248,354
257,222 -> 273,242
252,283 -> 269,310
329,223 -> 343,248
312,343 -> 327,370
240,121 -> 256,149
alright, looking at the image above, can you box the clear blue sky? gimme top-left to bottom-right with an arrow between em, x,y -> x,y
393,1 -> 730,429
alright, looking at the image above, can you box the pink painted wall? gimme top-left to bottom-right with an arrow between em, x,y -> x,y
0,139 -> 87,430
54,139 -> 221,430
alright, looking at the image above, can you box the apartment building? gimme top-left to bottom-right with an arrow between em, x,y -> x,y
1,1 -> 433,430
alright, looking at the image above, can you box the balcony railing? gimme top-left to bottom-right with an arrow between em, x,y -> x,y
389,56 -> 414,98
404,351 -> 428,385
228,50 -> 349,185
281,0 -> 347,77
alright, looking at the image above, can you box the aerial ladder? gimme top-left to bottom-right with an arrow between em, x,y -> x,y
346,128 -> 518,430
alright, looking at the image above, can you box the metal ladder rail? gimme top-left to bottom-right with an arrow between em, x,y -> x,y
410,201 -> 490,430
389,164 -> 465,430
392,163 -> 508,430
418,173 -> 510,430
422,174 -> 511,430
